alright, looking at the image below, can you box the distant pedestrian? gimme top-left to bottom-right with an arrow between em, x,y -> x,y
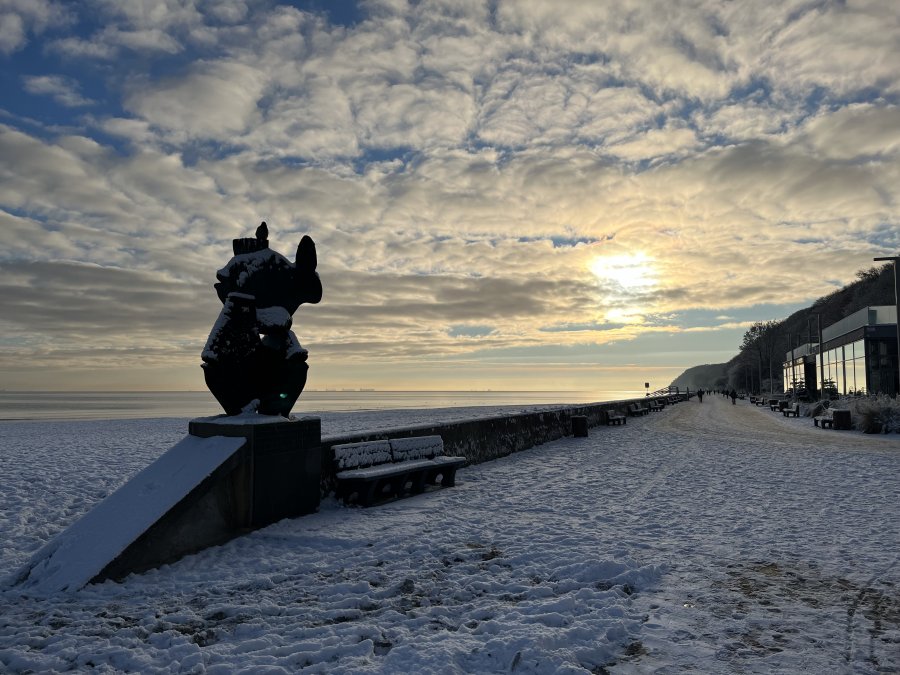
697,389 -> 704,403
730,389 -> 737,405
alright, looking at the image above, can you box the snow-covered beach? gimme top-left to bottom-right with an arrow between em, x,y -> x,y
1,396 -> 898,673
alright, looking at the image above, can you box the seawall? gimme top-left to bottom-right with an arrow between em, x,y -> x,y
319,395 -> 684,494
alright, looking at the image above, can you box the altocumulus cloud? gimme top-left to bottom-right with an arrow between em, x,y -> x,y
0,0 -> 898,390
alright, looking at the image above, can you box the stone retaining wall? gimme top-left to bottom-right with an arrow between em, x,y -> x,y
319,397 -> 680,495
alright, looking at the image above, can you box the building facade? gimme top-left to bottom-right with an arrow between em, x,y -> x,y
783,306 -> 898,397
783,342 -> 819,397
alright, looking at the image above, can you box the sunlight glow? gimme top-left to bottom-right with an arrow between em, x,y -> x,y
590,253 -> 657,325
589,253 -> 657,291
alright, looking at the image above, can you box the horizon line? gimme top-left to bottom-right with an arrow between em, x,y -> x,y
0,388 -> 656,394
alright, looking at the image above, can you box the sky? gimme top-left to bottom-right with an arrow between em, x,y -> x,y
1,0 -> 899,394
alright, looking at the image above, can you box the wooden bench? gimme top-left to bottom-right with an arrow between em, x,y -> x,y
601,409 -> 626,426
814,414 -> 834,429
627,402 -> 649,416
783,403 -> 800,417
648,399 -> 664,412
333,436 -> 467,507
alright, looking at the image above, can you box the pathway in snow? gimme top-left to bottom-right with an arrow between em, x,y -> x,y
1,398 -> 898,673
623,395 -> 900,673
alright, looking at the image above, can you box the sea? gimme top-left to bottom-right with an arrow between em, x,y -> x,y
0,390 -> 646,422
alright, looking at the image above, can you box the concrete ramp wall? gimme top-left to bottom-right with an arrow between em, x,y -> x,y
11,434 -> 246,594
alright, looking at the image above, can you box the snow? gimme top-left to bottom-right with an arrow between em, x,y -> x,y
191,412 -> 315,426
332,436 -> 449,471
256,306 -> 292,330
389,435 -> 444,460
333,440 -> 393,470
217,248 -> 290,285
1,397 -> 899,673
285,331 -> 307,359
10,434 -> 246,595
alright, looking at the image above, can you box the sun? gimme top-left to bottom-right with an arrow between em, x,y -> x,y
589,253 -> 656,291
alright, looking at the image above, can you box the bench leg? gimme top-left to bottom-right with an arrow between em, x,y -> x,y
337,478 -> 367,505
409,470 -> 427,494
358,480 -> 380,507
440,467 -> 457,487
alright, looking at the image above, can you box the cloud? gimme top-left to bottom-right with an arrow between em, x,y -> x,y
759,0 -> 900,98
48,0 -> 204,58
124,60 -> 268,139
0,0 -> 70,54
0,11 -> 26,54
607,123 -> 698,162
2,0 -> 900,390
798,104 -> 900,161
22,74 -> 93,107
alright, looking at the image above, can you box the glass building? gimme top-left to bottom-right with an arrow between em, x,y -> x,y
783,342 -> 819,397
783,306 -> 898,397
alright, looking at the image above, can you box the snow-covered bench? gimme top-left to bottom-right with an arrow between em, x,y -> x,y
814,409 -> 851,430
601,409 -> 626,426
627,403 -> 649,416
783,403 -> 800,417
814,412 -> 834,428
332,436 -> 467,507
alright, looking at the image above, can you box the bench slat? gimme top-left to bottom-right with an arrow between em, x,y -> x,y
390,435 -> 443,461
332,440 -> 392,470
336,455 -> 466,481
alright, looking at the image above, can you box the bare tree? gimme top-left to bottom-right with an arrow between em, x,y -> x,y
740,320 -> 781,395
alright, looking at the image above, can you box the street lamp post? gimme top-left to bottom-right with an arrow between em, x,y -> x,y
874,256 -> 900,396
816,313 -> 824,400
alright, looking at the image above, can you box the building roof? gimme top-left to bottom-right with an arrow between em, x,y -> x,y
822,305 -> 897,343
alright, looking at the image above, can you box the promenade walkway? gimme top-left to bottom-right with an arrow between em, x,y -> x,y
1,400 -> 898,673
612,395 -> 900,673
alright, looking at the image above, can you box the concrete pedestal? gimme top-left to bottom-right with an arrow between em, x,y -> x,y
189,416 -> 322,528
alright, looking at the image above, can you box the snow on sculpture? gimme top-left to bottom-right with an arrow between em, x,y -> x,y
202,222 -> 322,416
